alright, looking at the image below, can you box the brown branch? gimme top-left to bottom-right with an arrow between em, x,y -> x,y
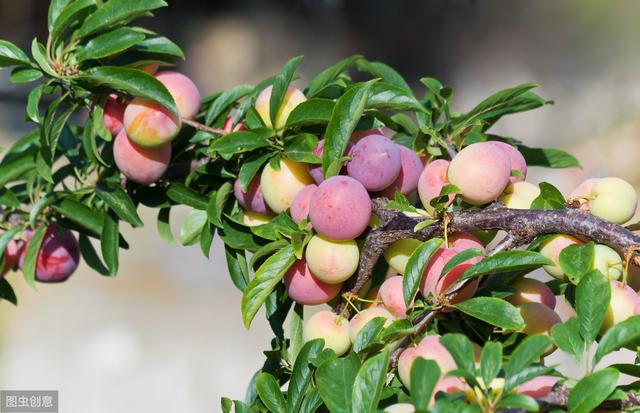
181,118 -> 227,135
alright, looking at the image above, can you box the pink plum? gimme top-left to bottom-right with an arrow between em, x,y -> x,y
379,276 -> 412,318
124,98 -> 181,147
347,134 -> 402,191
418,159 -> 453,212
397,335 -> 457,388
155,71 -> 201,119
506,278 -> 557,310
290,184 -> 317,225
379,145 -> 424,198
487,141 -> 527,183
233,176 -> 270,214
103,94 -> 125,136
19,224 -> 80,283
113,130 -> 171,185
283,259 -> 341,305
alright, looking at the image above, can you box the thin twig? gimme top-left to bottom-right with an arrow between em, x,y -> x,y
181,118 -> 227,135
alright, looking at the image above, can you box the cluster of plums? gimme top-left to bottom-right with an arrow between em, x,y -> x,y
1,224 -> 80,283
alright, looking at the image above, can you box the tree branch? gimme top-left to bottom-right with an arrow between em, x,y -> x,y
181,118 -> 227,135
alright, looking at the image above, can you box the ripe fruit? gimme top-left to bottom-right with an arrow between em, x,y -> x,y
260,157 -> 314,213
103,94 -> 125,135
383,403 -> 415,413
379,276 -> 412,318
124,98 -> 181,147
397,335 -> 456,388
308,176 -> 372,241
1,239 -> 21,276
570,178 -> 600,211
255,85 -> 307,130
308,139 -> 353,184
447,142 -> 511,205
539,234 -> 581,280
347,134 -> 402,191
431,377 -> 466,405
290,184 -> 317,224
303,310 -> 351,356
487,141 -> 527,183
348,307 -> 395,342
592,244 -> 623,280
305,235 -> 359,284
242,210 -> 273,227
155,71 -> 201,119
113,130 -> 171,185
500,181 -> 540,209
506,278 -> 556,309
223,116 -> 245,133
519,302 -> 561,336
450,232 -> 486,252
420,247 -> 480,309
22,224 -> 80,283
379,145 -> 424,197
601,281 -> 638,333
283,260 -> 341,305
383,238 -> 421,275
417,159 -> 453,212
588,177 -> 637,224
233,176 -> 270,214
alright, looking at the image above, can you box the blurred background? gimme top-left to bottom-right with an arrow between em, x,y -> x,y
1,0 -> 640,411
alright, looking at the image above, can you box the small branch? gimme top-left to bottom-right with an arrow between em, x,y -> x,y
181,118 -> 227,135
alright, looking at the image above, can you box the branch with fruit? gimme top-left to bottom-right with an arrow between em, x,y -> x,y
2,1 -> 640,412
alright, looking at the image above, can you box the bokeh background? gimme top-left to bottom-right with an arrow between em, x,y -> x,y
2,0 -> 640,411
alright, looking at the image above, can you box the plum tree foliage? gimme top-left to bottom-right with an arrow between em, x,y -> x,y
3,1 -> 640,412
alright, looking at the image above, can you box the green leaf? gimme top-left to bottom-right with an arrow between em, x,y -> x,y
0,40 -> 33,68
306,55 -> 361,98
207,181 -> 233,227
530,182 -> 565,210
167,183 -> 208,210
50,0 -> 97,42
352,348 -> 389,413
96,185 -> 144,227
238,153 -> 271,191
440,248 -> 484,280
0,149 -> 36,188
461,83 -> 538,125
366,82 -> 425,112
179,209 -> 207,246
101,212 -> 119,276
503,335 -> 553,392
594,315 -> 640,366
497,393 -> 539,411
479,342 -> 502,388
75,0 -> 168,39
22,225 -> 47,289
403,238 -> 443,307
78,234 -> 109,276
286,99 -> 335,127
255,373 -> 286,413
225,246 -> 249,292
26,84 -> 44,123
454,297 -> 524,330
567,368 -> 618,413
287,339 -> 324,413
299,389 -> 322,413
284,134 -> 320,163
53,197 -> 104,236
440,334 -> 477,379
288,304 -> 304,365
209,131 -> 271,156
269,55 -> 303,128
517,145 -> 581,169
77,27 -> 145,61
411,358 -> 441,410
551,317 -> 585,361
559,242 -> 595,284
0,278 -> 17,305
241,245 -> 295,328
10,67 -> 42,84
48,0 -> 71,31
322,81 -> 376,178
352,317 -> 387,353
205,84 -> 253,125
31,39 -> 56,77
316,352 -> 361,413
461,251 -> 553,281
156,208 -> 174,244
576,270 -> 611,343
356,59 -> 411,92
78,66 -> 177,116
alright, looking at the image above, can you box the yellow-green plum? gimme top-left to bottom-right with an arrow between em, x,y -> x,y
465,378 -> 505,405
519,302 -> 561,336
348,307 -> 395,342
517,376 -> 560,399
347,134 -> 401,191
506,278 -> 556,309
379,145 -> 424,198
379,276 -> 412,318
447,142 -> 511,205
155,71 -> 201,119
124,98 -> 181,147
601,280 -> 638,333
383,238 -> 421,275
303,310 -> 351,356
308,176 -> 372,241
417,159 -> 453,212
305,235 -> 359,284
589,177 -> 638,224
500,181 -> 540,209
290,184 -> 317,225
384,403 -> 415,413
592,244 -> 623,280
255,85 -> 307,130
242,210 -> 274,227
570,178 -> 600,211
487,141 -> 527,183
260,157 -> 314,213
234,176 -> 270,214
284,259 -> 342,305
113,130 -> 171,185
397,335 -> 457,388
539,234 -> 582,280
103,94 -> 125,135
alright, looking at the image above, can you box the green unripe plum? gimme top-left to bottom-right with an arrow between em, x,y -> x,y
500,181 -> 540,209
255,85 -> 307,130
592,244 -> 623,280
305,235 -> 359,284
379,276 -> 412,318
260,157 -> 314,213
242,210 -> 274,227
397,335 -> 456,388
383,238 -> 421,275
113,130 -> 171,185
601,280 -> 638,333
589,177 -> 638,224
303,310 -> 351,356
519,302 -> 561,336
384,403 -> 415,413
539,234 -> 581,280
348,307 -> 395,342
506,278 -> 556,309
447,142 -> 511,205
